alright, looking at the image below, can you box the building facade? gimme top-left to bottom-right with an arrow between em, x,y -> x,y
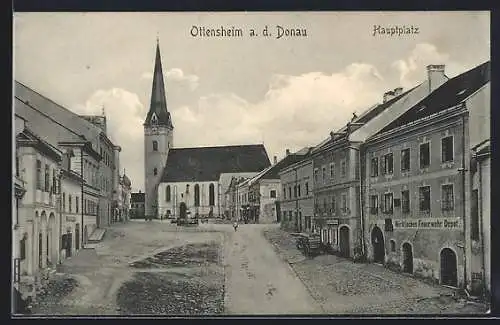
279,150 -> 314,232
15,123 -> 62,297
311,64 -> 449,259
131,191 -> 145,219
363,61 -> 490,291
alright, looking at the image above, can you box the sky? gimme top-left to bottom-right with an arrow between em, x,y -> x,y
14,11 -> 490,192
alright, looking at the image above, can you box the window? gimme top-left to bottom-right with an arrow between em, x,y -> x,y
419,186 -> 431,211
76,196 -> 79,213
69,195 -> 73,213
383,193 -> 394,214
441,136 -> 454,162
314,168 -> 319,183
186,184 -> 190,194
401,149 -> 410,171
297,185 -> 301,197
341,193 -> 347,213
288,187 -> 292,198
153,168 -> 158,176
322,166 -> 326,183
341,160 -> 347,177
16,154 -> 20,177
370,195 -> 378,214
52,168 -> 58,194
382,153 -> 394,175
390,240 -> 396,252
305,182 -> 309,195
294,185 -> 297,198
270,190 -> 276,198
152,140 -> 158,151
323,198 -> 327,212
441,184 -> 454,211
44,165 -> 50,192
330,163 -> 335,179
63,193 -> 66,211
209,183 -> 215,206
471,189 -> 479,240
20,236 -> 26,260
420,143 -> 430,168
166,185 -> 171,202
283,211 -> 287,221
401,190 -> 410,213
283,186 -> 286,199
194,184 -> 200,207
331,196 -> 336,212
370,157 -> 379,177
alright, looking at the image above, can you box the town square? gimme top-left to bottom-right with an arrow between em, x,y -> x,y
12,12 -> 491,316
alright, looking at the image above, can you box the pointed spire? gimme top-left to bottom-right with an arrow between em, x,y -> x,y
144,38 -> 172,127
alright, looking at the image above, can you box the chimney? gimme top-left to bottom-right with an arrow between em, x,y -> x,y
426,64 -> 447,93
138,190 -> 141,193
393,87 -> 403,97
383,90 -> 395,103
285,149 -> 291,156
273,156 -> 278,165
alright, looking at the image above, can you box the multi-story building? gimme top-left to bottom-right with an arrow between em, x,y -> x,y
59,150 -> 85,258
15,81 -> 121,231
311,64 -> 449,259
131,191 -> 145,219
236,177 -> 251,222
15,118 -> 62,297
219,172 -> 259,219
247,149 -> 312,224
279,148 -> 314,232
363,61 -> 490,292
471,139 -> 490,298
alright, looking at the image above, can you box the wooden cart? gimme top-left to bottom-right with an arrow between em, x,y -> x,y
294,233 -> 322,257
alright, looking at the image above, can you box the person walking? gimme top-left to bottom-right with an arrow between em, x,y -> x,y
233,221 -> 239,232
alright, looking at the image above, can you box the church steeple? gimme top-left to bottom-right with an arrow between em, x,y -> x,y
144,39 -> 173,128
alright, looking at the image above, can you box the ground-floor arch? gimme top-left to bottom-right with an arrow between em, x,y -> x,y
371,226 -> 385,264
339,225 -> 350,258
440,247 -> 458,287
402,242 -> 413,274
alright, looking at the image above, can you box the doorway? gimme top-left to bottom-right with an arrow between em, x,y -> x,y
440,248 -> 458,287
402,242 -> 413,273
371,226 -> 385,264
339,226 -> 350,258
75,224 -> 80,250
66,233 -> 72,257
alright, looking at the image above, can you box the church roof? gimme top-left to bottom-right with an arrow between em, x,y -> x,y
379,61 -> 490,134
144,40 -> 173,128
161,144 -> 271,183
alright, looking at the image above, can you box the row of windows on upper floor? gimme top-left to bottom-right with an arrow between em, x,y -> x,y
315,192 -> 349,214
368,184 -> 454,215
369,135 -> 454,177
164,184 -> 216,206
311,135 -> 455,185
283,183 -> 309,200
236,189 -> 277,204
100,147 -> 113,169
61,192 -> 98,216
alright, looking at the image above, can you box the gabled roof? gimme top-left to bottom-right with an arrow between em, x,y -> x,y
161,144 -> 271,183
379,61 -> 491,133
131,192 -> 145,202
17,127 -> 63,162
248,147 -> 314,185
144,40 -> 173,128
312,87 -> 415,152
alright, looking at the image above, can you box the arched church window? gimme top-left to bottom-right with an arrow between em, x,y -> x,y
151,113 -> 158,125
209,183 -> 215,206
166,185 -> 171,202
153,168 -> 158,176
152,141 -> 158,151
194,184 -> 200,207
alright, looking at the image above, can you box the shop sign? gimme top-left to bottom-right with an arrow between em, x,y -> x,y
66,216 -> 77,222
393,217 -> 462,230
326,219 -> 339,226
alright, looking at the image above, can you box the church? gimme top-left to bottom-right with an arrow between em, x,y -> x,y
143,40 -> 271,219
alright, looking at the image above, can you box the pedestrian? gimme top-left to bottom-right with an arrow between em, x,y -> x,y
233,221 -> 239,232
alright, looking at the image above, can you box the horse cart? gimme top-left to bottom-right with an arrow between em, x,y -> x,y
293,233 -> 322,257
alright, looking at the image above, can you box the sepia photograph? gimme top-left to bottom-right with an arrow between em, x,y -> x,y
12,11 -> 491,316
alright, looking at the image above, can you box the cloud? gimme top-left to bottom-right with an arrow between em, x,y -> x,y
141,68 -> 199,91
73,88 -> 146,192
392,43 -> 450,88
172,63 -> 386,164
